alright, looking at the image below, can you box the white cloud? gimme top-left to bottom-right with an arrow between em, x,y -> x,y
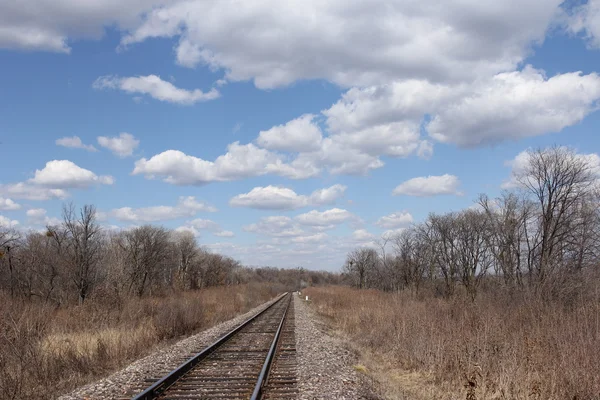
307,184 -> 347,205
29,160 -> 114,188
107,196 -> 216,223
257,114 -> 322,152
291,232 -> 328,244
295,208 -> 354,226
26,208 -> 46,219
0,183 -> 68,201
122,0 -> 561,89
56,136 -> 97,151
375,212 -> 414,229
133,142 -> 318,185
0,198 -> 21,211
244,216 -> 305,237
567,0 -> 600,49
0,0 -> 170,53
93,75 -> 220,105
427,67 -> 600,147
25,208 -> 61,226
229,185 -> 346,210
352,229 -> 376,242
324,67 -> 600,150
97,132 -> 140,157
0,215 -> 19,228
393,174 -> 462,197
176,218 -> 234,238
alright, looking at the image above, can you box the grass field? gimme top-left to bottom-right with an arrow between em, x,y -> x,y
303,285 -> 600,400
0,283 -> 280,400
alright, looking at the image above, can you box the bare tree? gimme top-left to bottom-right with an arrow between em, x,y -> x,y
516,146 -> 597,283
118,225 -> 171,297
454,210 -> 493,300
0,226 -> 20,297
62,204 -> 103,304
424,213 -> 460,297
478,192 -> 531,288
344,248 -> 378,289
393,227 -> 429,294
172,231 -> 199,290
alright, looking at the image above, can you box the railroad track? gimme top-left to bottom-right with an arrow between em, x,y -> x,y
131,292 -> 297,400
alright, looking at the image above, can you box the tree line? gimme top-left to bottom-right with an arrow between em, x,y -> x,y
0,205 -> 339,306
344,146 -> 600,299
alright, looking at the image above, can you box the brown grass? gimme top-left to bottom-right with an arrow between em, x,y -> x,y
303,285 -> 600,400
0,283 -> 281,400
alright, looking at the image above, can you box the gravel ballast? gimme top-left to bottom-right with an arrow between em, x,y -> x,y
60,293 -> 371,400
59,296 -> 281,400
294,294 -> 369,400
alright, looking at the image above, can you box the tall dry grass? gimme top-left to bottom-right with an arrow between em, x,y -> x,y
303,284 -> 600,400
0,283 -> 281,400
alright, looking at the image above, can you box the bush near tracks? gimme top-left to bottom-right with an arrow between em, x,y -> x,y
304,285 -> 600,400
0,283 -> 280,400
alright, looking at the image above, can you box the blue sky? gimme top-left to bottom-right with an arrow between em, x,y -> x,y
1,0 -> 600,269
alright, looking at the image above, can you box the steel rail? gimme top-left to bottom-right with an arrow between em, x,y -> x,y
250,293 -> 291,400
131,292 -> 289,400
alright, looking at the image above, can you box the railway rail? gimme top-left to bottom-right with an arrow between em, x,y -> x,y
130,292 -> 297,400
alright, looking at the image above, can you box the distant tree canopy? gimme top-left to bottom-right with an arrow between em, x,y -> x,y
0,204 -> 340,306
343,146 -> 600,299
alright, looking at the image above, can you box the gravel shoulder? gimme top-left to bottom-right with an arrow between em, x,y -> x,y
294,294 -> 372,400
59,296 -> 281,400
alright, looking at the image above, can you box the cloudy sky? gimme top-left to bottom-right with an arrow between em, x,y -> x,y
1,0 -> 600,270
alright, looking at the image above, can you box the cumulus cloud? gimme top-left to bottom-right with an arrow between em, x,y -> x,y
244,216 -> 305,237
295,208 -> 355,226
132,143 -> 318,185
121,0 -> 561,88
93,75 -> 220,105
325,67 -> 600,150
25,208 -> 61,226
105,196 -> 216,223
0,183 -> 68,201
427,67 -> 600,147
0,197 -> 21,211
177,218 -> 234,238
567,0 -> 600,49
352,229 -> 376,242
229,185 -> 346,210
0,0 -> 170,53
256,114 -> 322,152
392,174 -> 462,197
56,136 -> 97,151
375,212 -> 414,229
0,215 -> 19,228
97,132 -> 140,157
29,160 -> 114,188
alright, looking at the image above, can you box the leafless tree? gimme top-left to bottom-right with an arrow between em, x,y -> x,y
478,192 -> 531,288
516,146 -> 597,283
117,225 -> 171,297
0,226 -> 20,297
62,204 -> 103,304
344,248 -> 378,289
171,231 -> 200,289
454,209 -> 493,300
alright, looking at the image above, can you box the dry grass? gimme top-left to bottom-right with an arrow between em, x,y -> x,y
303,285 -> 600,400
0,283 -> 280,400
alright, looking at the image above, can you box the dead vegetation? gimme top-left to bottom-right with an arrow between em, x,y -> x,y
304,284 -> 600,399
0,283 -> 279,400
323,146 -> 600,399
